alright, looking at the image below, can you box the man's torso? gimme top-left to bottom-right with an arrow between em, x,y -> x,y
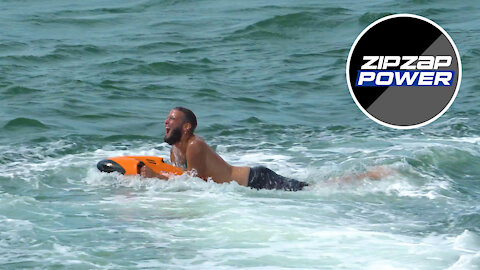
171,136 -> 249,186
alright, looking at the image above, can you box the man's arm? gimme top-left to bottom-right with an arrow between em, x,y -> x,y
140,165 -> 169,180
185,140 -> 208,180
170,148 -> 175,165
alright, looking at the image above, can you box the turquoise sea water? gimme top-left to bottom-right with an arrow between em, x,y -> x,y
1,0 -> 480,269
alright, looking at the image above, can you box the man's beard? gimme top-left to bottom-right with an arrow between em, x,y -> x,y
164,126 -> 182,145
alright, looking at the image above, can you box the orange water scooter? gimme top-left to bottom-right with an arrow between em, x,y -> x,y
97,156 -> 184,176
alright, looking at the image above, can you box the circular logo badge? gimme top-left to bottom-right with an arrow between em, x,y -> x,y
346,14 -> 461,129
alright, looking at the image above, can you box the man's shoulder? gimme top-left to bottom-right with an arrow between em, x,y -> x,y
188,135 -> 206,145
187,135 -> 207,151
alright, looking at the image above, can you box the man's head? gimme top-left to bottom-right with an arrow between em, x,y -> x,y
164,107 -> 197,145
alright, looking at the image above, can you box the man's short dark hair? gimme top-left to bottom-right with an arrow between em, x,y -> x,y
173,107 -> 197,133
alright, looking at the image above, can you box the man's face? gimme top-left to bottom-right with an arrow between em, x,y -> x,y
164,110 -> 184,145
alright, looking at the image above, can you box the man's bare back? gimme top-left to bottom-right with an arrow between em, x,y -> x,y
171,135 -> 250,186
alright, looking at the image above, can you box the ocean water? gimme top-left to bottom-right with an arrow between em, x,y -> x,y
1,0 -> 480,269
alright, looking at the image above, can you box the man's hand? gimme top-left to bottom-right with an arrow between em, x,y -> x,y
140,165 -> 169,180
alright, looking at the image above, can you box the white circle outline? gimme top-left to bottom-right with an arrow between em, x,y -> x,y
345,13 -> 462,130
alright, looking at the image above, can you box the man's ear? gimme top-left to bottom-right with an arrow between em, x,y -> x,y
183,122 -> 192,133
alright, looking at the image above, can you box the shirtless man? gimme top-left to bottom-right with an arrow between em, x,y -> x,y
140,107 -> 309,191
